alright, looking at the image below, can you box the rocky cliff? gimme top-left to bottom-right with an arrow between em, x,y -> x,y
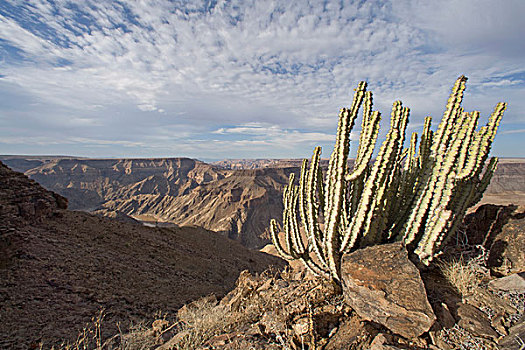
479,159 -> 525,207
1,157 -> 295,248
2,156 -> 524,249
21,157 -> 225,210
101,167 -> 296,248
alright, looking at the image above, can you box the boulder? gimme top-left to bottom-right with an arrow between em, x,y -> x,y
488,272 -> 525,293
219,270 -> 260,311
487,207 -> 525,276
462,204 -> 525,276
434,302 -> 456,329
456,303 -> 499,340
369,334 -> 403,350
324,314 -> 378,350
341,242 -> 436,339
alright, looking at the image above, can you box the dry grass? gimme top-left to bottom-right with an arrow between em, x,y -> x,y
45,270 -> 299,349
170,269 -> 310,350
172,290 -> 280,349
171,298 -> 240,350
47,310 -> 169,350
440,256 -> 483,297
49,310 -> 106,350
439,242 -> 491,298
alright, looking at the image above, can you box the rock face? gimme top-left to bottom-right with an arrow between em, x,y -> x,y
91,208 -> 142,224
488,273 -> 525,292
0,160 -> 67,221
23,157 -> 224,210
0,161 -> 285,349
463,204 -> 525,276
1,157 -> 296,248
499,321 -> 525,350
481,159 -> 525,206
340,242 -> 436,339
487,207 -> 525,276
129,167 -> 295,248
456,303 -> 499,340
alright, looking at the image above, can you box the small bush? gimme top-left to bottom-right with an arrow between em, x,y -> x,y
440,256 -> 482,297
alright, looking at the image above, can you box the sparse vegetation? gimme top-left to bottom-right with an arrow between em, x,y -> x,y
435,323 -> 500,350
270,76 -> 506,283
170,296 -> 260,350
166,269 -> 342,350
47,310 -> 168,350
440,256 -> 483,297
51,270 -> 326,350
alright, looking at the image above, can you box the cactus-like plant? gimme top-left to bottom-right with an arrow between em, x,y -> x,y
270,76 -> 506,284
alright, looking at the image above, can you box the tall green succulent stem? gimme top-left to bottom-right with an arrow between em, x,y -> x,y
269,76 -> 506,284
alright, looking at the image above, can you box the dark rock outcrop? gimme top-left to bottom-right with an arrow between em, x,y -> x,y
463,204 -> 525,276
499,321 -> 525,350
0,161 -> 67,222
487,207 -> 525,276
456,303 -> 499,340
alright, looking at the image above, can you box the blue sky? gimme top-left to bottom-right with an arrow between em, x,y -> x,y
0,0 -> 524,160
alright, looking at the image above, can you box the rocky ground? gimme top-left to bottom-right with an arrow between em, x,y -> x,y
0,161 -> 285,349
1,157 -> 524,349
105,204 -> 524,350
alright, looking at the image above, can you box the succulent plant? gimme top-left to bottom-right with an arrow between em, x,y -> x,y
270,76 -> 506,283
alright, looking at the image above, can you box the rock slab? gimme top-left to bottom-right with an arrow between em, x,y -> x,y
341,242 -> 436,339
488,272 -> 525,293
456,303 -> 499,340
499,321 -> 525,350
486,205 -> 525,276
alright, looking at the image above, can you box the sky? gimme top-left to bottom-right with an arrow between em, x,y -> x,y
0,0 -> 524,161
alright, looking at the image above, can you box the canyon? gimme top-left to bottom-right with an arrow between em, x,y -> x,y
2,156 -> 524,249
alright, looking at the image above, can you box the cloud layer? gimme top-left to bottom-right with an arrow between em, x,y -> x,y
1,0 -> 524,159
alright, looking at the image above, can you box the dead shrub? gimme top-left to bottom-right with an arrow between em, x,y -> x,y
440,256 -> 483,297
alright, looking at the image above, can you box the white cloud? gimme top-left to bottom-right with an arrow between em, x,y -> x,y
479,79 -> 523,88
68,137 -> 145,147
0,0 -> 524,158
500,129 -> 525,135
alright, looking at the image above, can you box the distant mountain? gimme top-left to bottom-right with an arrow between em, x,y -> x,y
1,157 -> 293,248
23,158 -> 225,210
210,157 -> 525,206
212,158 -> 330,169
476,158 -> 525,207
2,156 -> 524,250
0,161 -> 284,348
